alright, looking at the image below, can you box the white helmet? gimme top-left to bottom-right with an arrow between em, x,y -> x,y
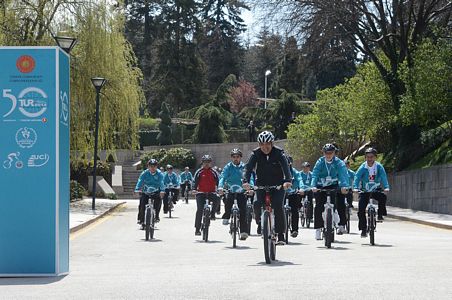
257,131 -> 274,143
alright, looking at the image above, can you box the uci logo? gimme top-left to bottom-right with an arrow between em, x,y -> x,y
2,87 -> 48,119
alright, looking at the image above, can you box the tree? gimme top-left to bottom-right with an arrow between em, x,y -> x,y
199,0 -> 248,91
258,0 -> 452,169
228,80 -> 259,113
157,102 -> 173,145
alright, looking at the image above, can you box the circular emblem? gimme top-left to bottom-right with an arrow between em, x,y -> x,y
16,55 -> 36,73
15,127 -> 37,149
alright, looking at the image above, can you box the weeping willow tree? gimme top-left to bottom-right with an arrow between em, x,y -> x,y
70,1 -> 144,153
0,0 -> 144,153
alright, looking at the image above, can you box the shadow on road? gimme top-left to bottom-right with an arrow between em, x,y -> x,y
249,260 -> 301,267
223,246 -> 257,250
140,239 -> 163,242
286,242 -> 306,246
333,240 -> 352,244
194,240 -> 225,244
361,243 -> 393,248
0,275 -> 66,286
316,246 -> 349,250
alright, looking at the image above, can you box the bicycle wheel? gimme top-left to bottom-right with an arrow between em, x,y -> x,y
232,212 -> 237,248
346,208 -> 351,234
325,208 -> 333,248
306,207 -> 311,228
246,207 -> 252,234
369,210 -> 375,245
150,209 -> 155,239
285,210 -> 290,244
145,207 -> 151,241
203,209 -> 210,242
262,211 -> 272,264
300,209 -> 305,228
185,191 -> 189,204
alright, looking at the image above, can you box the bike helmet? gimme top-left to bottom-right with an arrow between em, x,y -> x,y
147,159 -> 158,166
365,147 -> 377,155
201,154 -> 212,162
166,164 -> 173,169
257,131 -> 275,143
322,143 -> 336,152
302,162 -> 311,167
184,166 -> 189,170
230,148 -> 242,157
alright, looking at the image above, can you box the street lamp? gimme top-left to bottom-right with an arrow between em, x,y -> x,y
90,77 -> 107,210
264,70 -> 271,109
54,36 -> 78,54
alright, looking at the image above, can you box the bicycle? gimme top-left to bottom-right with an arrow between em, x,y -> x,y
284,196 -> 292,244
358,190 -> 380,245
300,193 -> 312,228
166,184 -> 178,218
317,188 -> 340,248
197,192 -> 216,242
225,184 -> 247,248
230,198 -> 240,248
143,185 -> 158,241
183,181 -> 191,204
254,185 -> 281,264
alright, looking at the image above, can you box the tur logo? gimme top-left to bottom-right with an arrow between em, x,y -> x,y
2,87 -> 48,119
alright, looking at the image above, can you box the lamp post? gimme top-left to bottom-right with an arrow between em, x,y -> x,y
90,77 -> 107,210
54,36 -> 78,54
264,70 -> 271,109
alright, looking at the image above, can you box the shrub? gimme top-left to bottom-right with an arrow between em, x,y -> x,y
138,117 -> 159,131
140,148 -> 196,170
70,180 -> 87,202
70,159 -> 112,189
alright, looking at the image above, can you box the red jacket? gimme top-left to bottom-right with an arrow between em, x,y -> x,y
193,167 -> 219,193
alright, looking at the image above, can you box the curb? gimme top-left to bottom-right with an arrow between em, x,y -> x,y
351,206 -> 452,230
70,201 -> 127,234
386,213 -> 452,230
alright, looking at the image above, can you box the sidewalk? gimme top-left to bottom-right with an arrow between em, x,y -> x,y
70,198 -> 127,233
386,205 -> 452,230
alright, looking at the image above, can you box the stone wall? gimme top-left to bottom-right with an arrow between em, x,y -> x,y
388,164 -> 452,214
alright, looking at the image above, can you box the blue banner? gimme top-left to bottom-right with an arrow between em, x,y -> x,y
0,47 -> 70,276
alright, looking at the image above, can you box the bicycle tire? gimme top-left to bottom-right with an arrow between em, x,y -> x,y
285,209 -> 290,244
369,210 -> 375,245
270,236 -> 276,261
185,191 -> 189,204
203,208 -> 210,242
262,211 -> 272,264
246,206 -> 252,234
325,208 -> 333,248
346,208 -> 351,234
306,210 -> 311,228
301,209 -> 305,228
232,212 -> 237,248
145,207 -> 151,241
150,210 -> 155,239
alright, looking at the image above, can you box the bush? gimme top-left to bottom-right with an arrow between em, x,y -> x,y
138,117 -> 159,131
106,153 -> 116,163
70,180 -> 87,202
140,148 -> 196,170
70,158 -> 112,189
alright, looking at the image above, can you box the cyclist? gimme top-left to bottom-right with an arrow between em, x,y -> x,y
134,159 -> 165,228
344,160 -> 356,208
219,148 -> 254,240
311,144 -> 349,240
353,147 -> 390,237
286,156 -> 303,238
180,166 -> 194,199
243,131 -> 292,245
193,154 -> 220,236
163,164 -> 180,214
299,162 -> 314,224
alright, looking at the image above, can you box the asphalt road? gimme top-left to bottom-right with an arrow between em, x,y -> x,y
1,199 -> 452,299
